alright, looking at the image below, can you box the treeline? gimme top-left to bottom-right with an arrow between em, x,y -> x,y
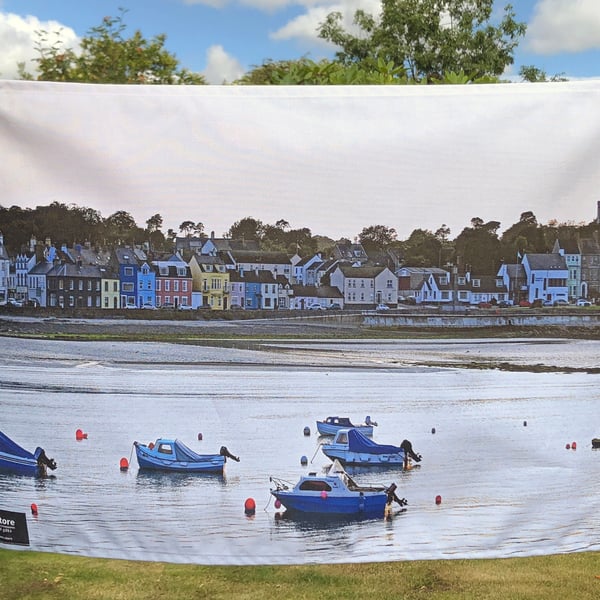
18,4 -> 564,86
1,203 -> 598,276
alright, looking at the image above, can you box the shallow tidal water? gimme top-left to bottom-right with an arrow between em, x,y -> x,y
1,337 -> 600,565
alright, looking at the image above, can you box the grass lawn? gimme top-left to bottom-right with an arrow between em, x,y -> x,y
1,549 -> 600,599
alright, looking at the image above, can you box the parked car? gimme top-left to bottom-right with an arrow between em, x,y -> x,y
327,303 -> 342,310
542,300 -> 554,307
23,299 -> 40,308
141,303 -> 157,310
376,304 -> 390,311
160,303 -> 175,310
518,300 -> 531,307
477,302 -> 492,309
497,300 -> 512,308
6,298 -> 23,307
177,304 -> 195,311
553,299 -> 569,307
123,303 -> 137,309
576,298 -> 592,307
307,304 -> 323,310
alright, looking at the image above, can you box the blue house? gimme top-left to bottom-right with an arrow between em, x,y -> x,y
112,247 -> 139,308
137,262 -> 156,307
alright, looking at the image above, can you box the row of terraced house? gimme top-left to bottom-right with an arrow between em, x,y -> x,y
1,232 -> 600,310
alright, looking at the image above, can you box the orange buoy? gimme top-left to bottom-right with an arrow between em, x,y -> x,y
435,495 -> 442,505
30,503 -> 38,515
244,498 -> 256,516
119,458 -> 129,471
75,429 -> 84,441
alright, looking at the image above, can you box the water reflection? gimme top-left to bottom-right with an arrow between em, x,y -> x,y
2,338 -> 600,565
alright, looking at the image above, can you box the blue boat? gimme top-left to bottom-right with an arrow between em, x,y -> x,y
316,415 -> 377,437
133,438 -> 239,473
0,430 -> 57,477
270,460 -> 406,518
321,428 -> 422,468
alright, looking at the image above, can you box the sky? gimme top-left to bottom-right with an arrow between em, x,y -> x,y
1,0 -> 600,85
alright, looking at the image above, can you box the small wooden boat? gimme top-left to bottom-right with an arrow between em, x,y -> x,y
134,438 -> 239,473
321,428 -> 421,467
270,460 -> 406,518
0,430 -> 57,477
316,415 -> 377,437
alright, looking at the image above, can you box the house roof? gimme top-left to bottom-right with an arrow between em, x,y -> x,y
229,269 -> 277,284
230,250 -> 291,264
335,264 -> 390,278
578,237 -> 600,254
525,253 -> 567,270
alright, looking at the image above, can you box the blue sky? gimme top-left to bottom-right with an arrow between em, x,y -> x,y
1,0 -> 600,84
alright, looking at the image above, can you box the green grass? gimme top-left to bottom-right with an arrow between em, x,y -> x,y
1,549 -> 600,599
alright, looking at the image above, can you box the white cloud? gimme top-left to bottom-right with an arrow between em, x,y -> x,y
0,12 -> 79,80
182,0 -> 231,8
271,0 -> 380,44
203,44 -> 245,83
527,0 -> 600,54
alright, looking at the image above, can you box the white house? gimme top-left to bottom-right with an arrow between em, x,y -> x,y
330,264 -> 398,308
521,253 -> 568,304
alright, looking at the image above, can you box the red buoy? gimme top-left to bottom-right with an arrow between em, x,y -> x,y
197,433 -> 203,441
75,429 -> 84,441
30,503 -> 38,515
320,490 -> 328,500
119,458 -> 129,471
435,495 -> 442,505
572,442 -> 577,450
566,443 -> 571,450
274,499 -> 282,509
148,442 -> 154,450
244,498 -> 256,516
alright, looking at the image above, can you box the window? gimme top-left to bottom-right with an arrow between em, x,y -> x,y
174,280 -> 179,292
87,280 -> 92,291
457,277 -> 466,285
183,281 -> 188,292
124,267 -> 134,277
113,281 -> 118,292
122,283 -> 134,292
177,267 -> 186,277
104,281 -> 109,292
299,480 -> 332,492
472,279 -> 480,287
165,281 -> 170,291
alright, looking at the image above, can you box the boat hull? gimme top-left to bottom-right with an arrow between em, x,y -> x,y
271,490 -> 387,518
134,441 -> 225,473
321,447 -> 404,466
316,422 -> 373,437
0,453 -> 39,477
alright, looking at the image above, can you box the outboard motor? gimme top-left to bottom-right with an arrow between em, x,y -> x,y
386,483 -> 408,506
34,447 -> 57,477
219,446 -> 240,462
400,439 -> 422,463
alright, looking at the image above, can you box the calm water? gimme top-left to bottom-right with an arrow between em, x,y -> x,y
2,338 -> 600,565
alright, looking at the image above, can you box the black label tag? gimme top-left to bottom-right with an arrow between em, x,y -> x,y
0,509 -> 30,546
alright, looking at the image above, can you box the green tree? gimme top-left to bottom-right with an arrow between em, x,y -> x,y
227,217 -> 264,242
20,10 -> 205,84
358,224 -> 397,254
235,57 -> 407,85
454,218 -> 502,274
318,1 -> 526,82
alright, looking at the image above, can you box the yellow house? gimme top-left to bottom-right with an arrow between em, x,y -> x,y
186,254 -> 230,310
101,270 -> 120,309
